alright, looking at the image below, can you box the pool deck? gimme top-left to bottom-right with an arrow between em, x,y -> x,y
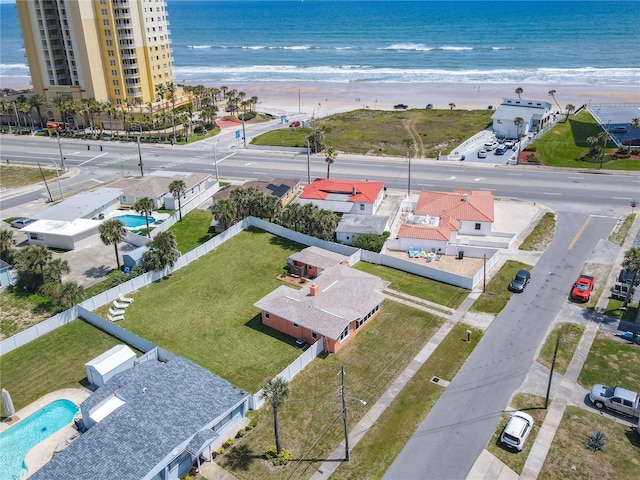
1,388 -> 92,478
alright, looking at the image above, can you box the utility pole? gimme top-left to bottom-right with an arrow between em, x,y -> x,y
241,116 -> 247,148
306,138 -> 311,184
137,135 -> 144,177
545,334 -> 560,409
38,163 -> 53,202
406,151 -> 411,196
341,366 -> 350,461
213,140 -> 220,182
50,159 -> 64,200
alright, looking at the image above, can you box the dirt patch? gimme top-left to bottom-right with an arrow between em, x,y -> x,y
276,274 -> 308,288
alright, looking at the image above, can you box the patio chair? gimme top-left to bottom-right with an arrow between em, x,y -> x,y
112,300 -> 129,309
416,248 -> 424,258
109,307 -> 125,316
408,247 -> 415,258
108,313 -> 124,322
118,293 -> 134,304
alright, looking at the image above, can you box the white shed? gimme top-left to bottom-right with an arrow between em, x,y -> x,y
85,345 -> 137,387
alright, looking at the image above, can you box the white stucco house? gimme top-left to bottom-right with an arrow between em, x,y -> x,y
296,179 -> 385,215
491,98 -> 554,138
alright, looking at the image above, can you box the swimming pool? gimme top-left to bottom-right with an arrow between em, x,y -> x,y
0,399 -> 78,479
115,214 -> 156,228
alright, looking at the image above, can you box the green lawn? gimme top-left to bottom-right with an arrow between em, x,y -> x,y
0,290 -> 64,338
354,261 -> 468,309
603,298 -> 639,322
530,111 -> 640,170
537,323 -> 585,376
218,300 -> 447,479
470,260 -> 533,314
0,164 -> 58,189
99,228 -> 304,392
487,393 -> 549,475
539,406 -> 640,480
578,331 -> 640,391
169,208 -> 216,252
0,320 -> 127,417
519,212 -> 556,251
251,127 -> 312,148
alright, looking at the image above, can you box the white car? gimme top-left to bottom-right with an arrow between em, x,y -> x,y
10,218 -> 36,229
500,411 -> 534,451
485,141 -> 499,151
477,149 -> 487,158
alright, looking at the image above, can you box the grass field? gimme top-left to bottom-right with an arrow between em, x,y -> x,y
519,212 -> 556,251
537,323 -> 585,376
217,300 -> 450,479
530,111 -> 640,170
0,164 -> 58,189
578,331 -> 640,391
252,109 -> 494,158
0,320 -> 127,417
470,260 -> 533,314
169,208 -> 216,252
354,261 -> 468,309
0,290 -> 64,339
539,406 -> 640,479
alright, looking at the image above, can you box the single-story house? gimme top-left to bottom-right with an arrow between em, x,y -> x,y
109,172 -> 213,210
296,179 -> 385,215
287,245 -> 349,278
21,187 -> 123,250
212,178 -> 300,206
396,189 -> 494,252
0,259 -> 17,291
31,355 -> 250,480
335,214 -> 389,245
254,264 -> 388,353
491,98 -> 553,138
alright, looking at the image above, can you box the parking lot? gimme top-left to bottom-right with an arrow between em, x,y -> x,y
589,104 -> 640,146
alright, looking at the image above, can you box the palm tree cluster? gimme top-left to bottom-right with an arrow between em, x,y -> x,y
211,187 -> 340,241
142,231 -> 179,276
0,93 -> 46,131
11,244 -> 84,308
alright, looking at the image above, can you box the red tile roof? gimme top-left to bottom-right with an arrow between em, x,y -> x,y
398,224 -> 452,240
415,190 -> 494,222
300,179 -> 384,203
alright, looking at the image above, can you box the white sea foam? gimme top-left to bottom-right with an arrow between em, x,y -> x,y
382,43 -> 433,52
243,46 -> 265,50
187,45 -> 212,49
439,46 -> 473,51
282,45 -> 311,50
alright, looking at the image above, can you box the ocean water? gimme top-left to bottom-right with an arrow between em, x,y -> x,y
1,0 -> 639,88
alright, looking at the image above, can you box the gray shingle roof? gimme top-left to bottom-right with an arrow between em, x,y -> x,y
253,265 -> 388,339
335,214 -> 389,235
32,188 -> 122,222
287,246 -> 348,270
30,356 -> 248,480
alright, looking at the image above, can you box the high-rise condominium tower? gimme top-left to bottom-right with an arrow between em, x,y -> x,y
16,0 -> 174,110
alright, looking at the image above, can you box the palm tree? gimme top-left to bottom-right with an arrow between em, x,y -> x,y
597,130 -> 610,169
166,82 -> 177,143
211,199 -> 237,229
45,258 -> 70,283
169,180 -> 186,221
548,89 -> 561,111
142,230 -> 179,276
99,218 -> 126,269
58,281 -> 85,308
586,136 -> 598,155
134,197 -> 155,238
230,187 -> 260,220
515,87 -> 523,99
0,229 -> 16,262
631,118 -> 640,131
564,104 -> 575,122
513,116 -> 525,139
28,93 -> 46,128
325,146 -> 337,179
261,377 -> 290,454
14,245 -> 52,290
622,247 -> 640,311
448,102 -> 456,111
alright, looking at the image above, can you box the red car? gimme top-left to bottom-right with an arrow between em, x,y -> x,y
289,121 -> 301,128
571,275 -> 594,302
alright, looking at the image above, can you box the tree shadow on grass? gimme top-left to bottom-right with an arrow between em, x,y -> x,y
220,443 -> 261,471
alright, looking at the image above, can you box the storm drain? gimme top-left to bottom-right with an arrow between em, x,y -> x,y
431,376 -> 451,387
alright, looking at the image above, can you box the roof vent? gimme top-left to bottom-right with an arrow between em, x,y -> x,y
352,186 -> 357,195
309,283 -> 320,296
462,193 -> 468,202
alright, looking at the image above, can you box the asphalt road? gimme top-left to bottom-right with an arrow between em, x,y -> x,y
384,212 -> 618,480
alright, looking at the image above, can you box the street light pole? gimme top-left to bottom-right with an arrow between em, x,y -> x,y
407,151 -> 411,196
137,135 -> 144,177
50,159 -> 64,200
213,140 -> 220,182
306,138 -> 311,184
56,131 -> 66,171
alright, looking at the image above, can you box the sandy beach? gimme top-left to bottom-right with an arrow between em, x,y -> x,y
223,81 -> 640,117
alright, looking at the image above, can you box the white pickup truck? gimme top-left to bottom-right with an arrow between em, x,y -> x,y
589,384 -> 640,417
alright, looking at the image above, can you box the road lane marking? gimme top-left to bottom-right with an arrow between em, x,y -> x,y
506,173 -> 523,176
78,152 -> 108,166
613,197 -> 632,200
567,176 -> 583,180
568,216 -> 592,251
543,192 -> 561,195
445,176 -> 456,180
474,178 -> 485,182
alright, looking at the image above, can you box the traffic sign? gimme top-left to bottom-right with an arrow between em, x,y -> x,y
236,130 -> 241,138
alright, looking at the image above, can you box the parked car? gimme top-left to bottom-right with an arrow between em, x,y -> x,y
10,218 -> 36,228
484,141 -> 498,151
495,145 -> 509,155
426,104 -> 433,110
508,269 -> 531,293
571,274 -> 594,302
289,121 -> 302,128
501,411 -> 534,451
589,384 -> 640,417
477,149 -> 487,158
504,140 -> 515,148
393,104 -> 408,110
619,267 -> 639,286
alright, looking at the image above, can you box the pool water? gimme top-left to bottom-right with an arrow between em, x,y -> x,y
0,399 -> 79,479
116,214 -> 156,228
